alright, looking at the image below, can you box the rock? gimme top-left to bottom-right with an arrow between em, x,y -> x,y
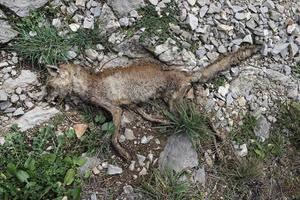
83,15 -> 94,29
79,156 -> 101,175
0,90 -> 8,101
234,12 -> 251,20
124,128 -> 135,140
137,154 -> 146,166
187,0 -> 196,6
90,193 -> 97,200
218,84 -> 229,97
192,167 -> 205,185
287,24 -> 297,34
108,0 -> 145,17
217,23 -> 234,32
107,164 -> 123,175
85,48 -> 99,60
119,134 -> 126,143
148,0 -> 158,5
254,116 -> 270,142
272,43 -> 289,55
129,161 -> 135,171
75,0 -> 86,7
52,18 -> 61,28
74,123 -> 88,139
0,101 -> 11,110
0,137 -> 5,145
10,94 -> 19,103
114,35 -> 149,58
0,20 -> 18,44
11,106 -> 59,131
69,23 -> 80,32
186,13 -> 198,30
3,70 -> 38,93
243,34 -> 253,44
207,3 -> 220,14
0,61 -> 9,68
234,143 -> 248,157
99,4 -> 120,32
199,5 -> 208,18
141,135 -> 153,144
289,42 -> 299,57
67,50 -> 77,59
13,107 -> 24,116
139,167 -> 147,176
15,87 -> 22,95
0,0 -> 48,17
119,17 -> 129,27
159,134 -> 198,172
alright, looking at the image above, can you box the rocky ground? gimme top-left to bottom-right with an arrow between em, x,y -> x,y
0,0 -> 299,199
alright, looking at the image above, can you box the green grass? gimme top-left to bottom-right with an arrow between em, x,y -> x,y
139,169 -> 203,200
210,75 -> 226,91
0,116 -> 113,199
11,11 -> 110,66
135,3 -> 180,44
160,102 -> 214,146
292,63 -> 300,78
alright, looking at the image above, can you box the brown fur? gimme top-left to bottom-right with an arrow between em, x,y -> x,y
46,45 -> 259,161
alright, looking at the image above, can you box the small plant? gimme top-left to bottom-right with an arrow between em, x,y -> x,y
140,169 -> 203,200
210,75 -> 226,91
160,101 -> 214,146
136,3 -> 180,43
231,114 -> 257,145
292,63 -> 300,78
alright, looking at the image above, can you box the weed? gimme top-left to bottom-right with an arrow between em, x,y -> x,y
160,101 -> 214,146
209,75 -> 226,91
136,3 -> 180,43
276,101 -> 300,149
0,116 -> 113,199
140,169 -> 203,200
11,11 -> 110,66
292,63 -> 300,78
231,114 -> 257,145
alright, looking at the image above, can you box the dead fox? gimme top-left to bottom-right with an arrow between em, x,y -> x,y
46,45 -> 259,161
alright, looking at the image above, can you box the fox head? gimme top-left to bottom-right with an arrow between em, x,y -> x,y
45,64 -> 75,102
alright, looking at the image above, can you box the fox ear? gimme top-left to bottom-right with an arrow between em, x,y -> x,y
46,65 -> 59,76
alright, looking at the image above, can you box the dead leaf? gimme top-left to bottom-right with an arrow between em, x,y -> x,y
73,123 -> 88,139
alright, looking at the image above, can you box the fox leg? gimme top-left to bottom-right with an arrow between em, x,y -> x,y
168,83 -> 191,112
90,96 -> 132,161
134,107 -> 168,124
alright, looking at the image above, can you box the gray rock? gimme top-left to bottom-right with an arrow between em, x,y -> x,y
186,13 -> 198,30
52,18 -> 61,28
3,70 -> 38,93
199,5 -> 208,18
0,90 -> 8,101
90,193 -> 97,200
254,116 -> 271,142
98,3 -> 120,32
119,17 -> 129,27
116,185 -> 147,200
191,167 -> 206,185
85,48 -> 99,60
243,34 -> 253,44
114,35 -> 149,58
108,0 -> 145,17
79,156 -> 101,175
67,50 -> 77,59
0,9 -> 6,18
159,134 -> 198,172
83,15 -> 94,29
107,164 -> 123,175
207,3 -> 220,14
0,101 -> 11,110
124,128 -> 135,140
0,0 -> 48,17
272,43 -> 289,55
10,94 -> 19,103
13,107 -> 24,116
0,20 -> 18,44
11,106 -> 59,131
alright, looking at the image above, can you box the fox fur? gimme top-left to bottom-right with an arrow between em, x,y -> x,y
46,45 -> 259,161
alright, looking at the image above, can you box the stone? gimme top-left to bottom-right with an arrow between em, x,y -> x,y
119,135 -> 126,143
0,0 -> 48,17
85,48 -> 99,60
141,135 -> 153,144
124,128 -> 135,140
114,35 -> 148,58
234,143 -> 248,157
148,0 -> 158,5
79,156 -> 101,175
0,101 -> 11,110
235,12 -> 251,20
139,167 -> 147,176
199,5 -> 208,18
159,134 -> 198,172
83,15 -> 94,29
187,0 -> 196,6
137,154 -> 146,166
217,23 -> 234,32
3,70 -> 38,93
67,50 -> 77,59
0,90 -> 8,101
290,42 -> 299,57
272,43 -> 289,55
107,164 -> 123,175
187,13 -> 198,30
287,24 -> 297,34
24,101 -> 34,109
15,87 -> 22,95
119,17 -> 129,27
243,34 -> 253,44
13,107 -> 24,116
0,20 -> 18,44
11,106 -> 59,131
192,167 -> 205,185
10,94 -> 19,103
75,0 -> 86,7
52,18 -> 61,28
69,23 -> 80,32
108,0 -> 145,17
0,61 -> 9,68
218,84 -> 229,97
207,3 -> 220,14
254,116 -> 271,142
99,4 -> 120,32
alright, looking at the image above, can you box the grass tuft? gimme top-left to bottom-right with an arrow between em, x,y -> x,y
139,169 -> 203,200
160,101 -> 214,146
